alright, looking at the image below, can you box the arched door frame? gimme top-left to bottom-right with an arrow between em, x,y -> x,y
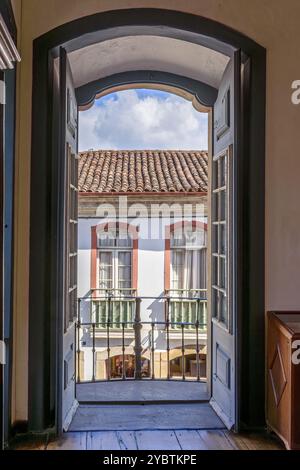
29,8 -> 266,433
76,70 -> 218,110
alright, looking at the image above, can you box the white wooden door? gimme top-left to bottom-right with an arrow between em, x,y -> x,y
210,51 -> 241,429
60,48 -> 79,430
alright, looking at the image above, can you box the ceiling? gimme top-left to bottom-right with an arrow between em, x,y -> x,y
69,35 -> 230,90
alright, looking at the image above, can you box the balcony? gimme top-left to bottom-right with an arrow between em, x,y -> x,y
79,288 -> 207,332
77,289 -> 208,383
81,288 -> 136,339
165,289 -> 207,331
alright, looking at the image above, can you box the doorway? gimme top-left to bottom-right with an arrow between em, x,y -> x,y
75,86 -> 211,411
28,9 -> 266,435
71,46 -> 237,430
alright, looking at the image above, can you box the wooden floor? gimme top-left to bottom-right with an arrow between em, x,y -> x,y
12,430 -> 284,450
76,380 -> 208,403
10,399 -> 285,451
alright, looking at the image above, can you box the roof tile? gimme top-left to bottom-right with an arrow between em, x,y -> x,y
78,150 -> 208,194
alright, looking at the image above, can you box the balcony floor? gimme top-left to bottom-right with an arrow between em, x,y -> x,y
69,403 -> 223,432
76,379 -> 209,404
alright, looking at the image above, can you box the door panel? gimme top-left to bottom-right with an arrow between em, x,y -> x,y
210,51 -> 240,429
60,48 -> 79,430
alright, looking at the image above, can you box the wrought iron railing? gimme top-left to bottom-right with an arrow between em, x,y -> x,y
79,288 -> 207,330
76,292 -> 208,383
90,289 -> 136,329
165,289 -> 207,330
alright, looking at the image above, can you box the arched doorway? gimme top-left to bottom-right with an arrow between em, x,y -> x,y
108,355 -> 150,380
169,348 -> 207,381
28,8 -> 266,434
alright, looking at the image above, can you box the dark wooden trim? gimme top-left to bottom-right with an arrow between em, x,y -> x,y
76,70 -> 218,108
28,48 -> 51,431
1,67 -> 17,449
243,49 -> 266,428
0,0 -> 17,39
1,0 -> 18,449
10,420 -> 29,437
33,9 -> 252,57
29,8 -> 266,432
0,69 -> 3,453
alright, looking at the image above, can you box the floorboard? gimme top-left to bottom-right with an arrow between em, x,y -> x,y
175,430 -> 208,450
228,432 -> 285,450
87,431 -> 121,450
197,430 -> 235,450
116,431 -> 138,450
13,430 -> 286,451
47,432 -> 87,451
135,430 -> 181,450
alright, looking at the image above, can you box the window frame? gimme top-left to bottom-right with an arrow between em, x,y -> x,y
91,222 -> 139,296
211,146 -> 233,332
165,221 -> 208,295
97,246 -> 133,293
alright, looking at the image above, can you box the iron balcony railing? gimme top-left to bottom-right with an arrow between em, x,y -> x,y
79,288 -> 207,331
89,288 -> 136,329
165,289 -> 207,330
76,291 -> 208,384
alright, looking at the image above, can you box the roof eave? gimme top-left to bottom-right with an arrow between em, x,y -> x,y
78,191 -> 208,197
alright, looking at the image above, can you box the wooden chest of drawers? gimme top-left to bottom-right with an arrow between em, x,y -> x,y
266,311 -> 300,450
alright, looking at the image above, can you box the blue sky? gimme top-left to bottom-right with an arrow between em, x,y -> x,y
79,89 -> 208,151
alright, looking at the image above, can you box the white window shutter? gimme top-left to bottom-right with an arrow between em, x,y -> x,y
0,14 -> 20,70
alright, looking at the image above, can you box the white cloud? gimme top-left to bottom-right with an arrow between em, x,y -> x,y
79,89 -> 208,151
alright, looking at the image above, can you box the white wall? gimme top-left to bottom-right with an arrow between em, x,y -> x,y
78,216 -> 207,380
78,217 -> 168,328
78,216 -> 207,322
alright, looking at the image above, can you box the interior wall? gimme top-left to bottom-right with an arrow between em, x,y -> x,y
10,0 -> 22,32
12,0 -> 300,423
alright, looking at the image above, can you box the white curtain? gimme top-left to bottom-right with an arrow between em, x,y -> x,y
182,248 -> 207,292
99,252 -> 112,289
171,227 -> 207,293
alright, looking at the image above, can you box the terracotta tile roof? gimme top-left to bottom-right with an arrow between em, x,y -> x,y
78,150 -> 208,194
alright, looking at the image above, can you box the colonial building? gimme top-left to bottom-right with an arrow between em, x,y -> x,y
78,150 -> 208,381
